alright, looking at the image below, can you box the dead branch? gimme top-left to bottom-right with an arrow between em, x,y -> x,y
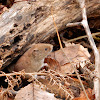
66,0 -> 100,99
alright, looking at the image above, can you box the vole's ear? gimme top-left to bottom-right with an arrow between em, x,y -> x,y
32,49 -> 39,57
33,49 -> 39,52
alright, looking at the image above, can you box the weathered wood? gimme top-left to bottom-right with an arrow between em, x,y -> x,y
0,0 -> 100,69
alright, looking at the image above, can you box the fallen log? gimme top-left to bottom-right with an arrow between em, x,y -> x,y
0,0 -> 99,69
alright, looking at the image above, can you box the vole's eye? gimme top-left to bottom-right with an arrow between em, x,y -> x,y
45,48 -> 48,51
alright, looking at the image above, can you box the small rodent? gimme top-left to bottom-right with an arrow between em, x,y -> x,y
13,43 -> 53,73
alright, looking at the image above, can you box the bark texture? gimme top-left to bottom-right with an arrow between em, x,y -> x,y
0,0 -> 100,69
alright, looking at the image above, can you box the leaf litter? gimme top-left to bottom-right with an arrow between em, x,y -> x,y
0,43 -> 95,100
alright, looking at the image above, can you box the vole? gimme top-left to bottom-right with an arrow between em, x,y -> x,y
8,43 -> 53,73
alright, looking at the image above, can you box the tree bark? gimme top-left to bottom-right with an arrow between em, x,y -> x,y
0,0 -> 100,69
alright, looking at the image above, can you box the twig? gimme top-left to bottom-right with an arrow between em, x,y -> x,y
0,71 -> 47,77
66,22 -> 82,27
66,32 -> 100,42
51,7 -> 63,49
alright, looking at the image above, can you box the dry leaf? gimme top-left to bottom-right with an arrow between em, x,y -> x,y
47,43 -> 90,74
14,83 -> 60,100
45,58 -> 61,71
73,88 -> 94,100
38,74 -> 74,99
